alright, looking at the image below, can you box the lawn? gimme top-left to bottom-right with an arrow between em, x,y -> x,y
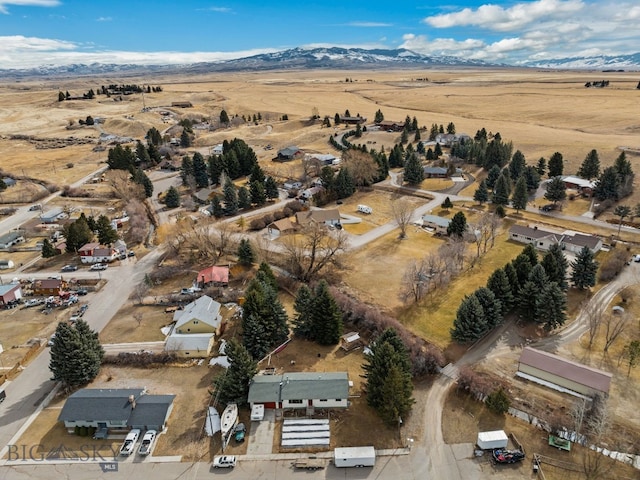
98,304 -> 171,344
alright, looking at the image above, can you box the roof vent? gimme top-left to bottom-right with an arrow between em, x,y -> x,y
129,394 -> 136,409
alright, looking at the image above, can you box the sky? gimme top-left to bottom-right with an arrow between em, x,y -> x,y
0,0 -> 639,69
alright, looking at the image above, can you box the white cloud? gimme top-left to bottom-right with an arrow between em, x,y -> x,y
0,0 -> 59,14
0,36 -> 279,68
96,16 -> 112,22
207,6 -> 232,13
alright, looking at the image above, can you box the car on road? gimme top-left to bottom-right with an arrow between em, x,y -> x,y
634,254 -> 640,263
180,286 -> 202,295
492,449 -> 525,464
76,288 -> 88,296
119,429 -> 141,456
78,304 -> 89,314
212,455 -> 236,468
28,204 -> 41,211
47,333 -> 56,346
90,263 -> 108,271
61,265 -> 78,272
138,430 -> 157,456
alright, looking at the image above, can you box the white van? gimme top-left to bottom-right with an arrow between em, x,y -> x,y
357,205 -> 373,214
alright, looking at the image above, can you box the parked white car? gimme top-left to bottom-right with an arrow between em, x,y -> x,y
90,263 -> 108,271
212,455 -> 236,468
119,429 -> 141,456
138,430 -> 157,456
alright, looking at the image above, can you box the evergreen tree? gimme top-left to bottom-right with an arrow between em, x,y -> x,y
544,176 -> 567,204
41,238 -> 57,258
536,157 -> 547,176
238,186 -> 251,209
434,143 -> 442,158
414,129 -> 421,142
107,144 -> 136,171
485,388 -> 510,415
180,156 -> 194,186
135,140 -> 151,166
219,109 -> 230,124
451,294 -> 487,343
192,152 -> 209,188
249,181 -> 266,206
213,339 -> 257,406
447,211 -> 467,238
548,152 -> 564,177
577,149 -> 600,179
518,264 -> 549,321
58,91 -> 65,102
511,176 -> 528,211
509,150 -> 526,181
571,246 -> 598,289
237,239 -> 255,266
441,197 -> 453,209
613,151 -> 633,178
208,155 -> 225,185
309,281 -> 343,345
363,329 -> 413,424
265,176 -> 279,200
146,127 -> 162,146
503,262 -> 519,293
524,165 -> 541,191
486,164 -> 501,189
511,252 -> 534,291
335,167 -> 355,199
473,180 -> 489,204
49,320 -> 104,388
486,268 -> 514,314
538,282 -> 566,331
223,178 -> 238,215
256,262 -> 278,291
446,122 -> 456,134
522,243 -> 538,266
593,166 -> 620,201
474,287 -> 503,329
241,314 -> 270,360
403,153 -> 424,185
96,215 -> 118,245
292,285 -> 314,339
165,186 -> 180,208
374,109 -> 384,123
429,123 -> 439,141
180,129 -> 191,148
541,243 -> 568,290
492,173 -> 511,206
334,112 -> 341,125
249,163 -> 265,185
211,196 -> 224,218
147,143 -> 161,165
132,168 -> 153,197
64,217 -> 93,253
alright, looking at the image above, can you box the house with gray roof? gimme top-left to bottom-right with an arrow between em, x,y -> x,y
277,145 -> 303,161
423,166 -> 448,178
295,208 -> 341,227
248,372 -> 350,411
509,225 -> 602,254
561,231 -> 603,254
58,388 -> 175,433
421,214 -> 451,235
39,207 -> 64,224
0,231 -> 25,249
166,295 -> 223,357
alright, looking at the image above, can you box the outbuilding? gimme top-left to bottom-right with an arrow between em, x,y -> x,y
0,283 -> 22,305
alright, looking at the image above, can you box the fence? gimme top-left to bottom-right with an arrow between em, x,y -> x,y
0,342 -> 42,386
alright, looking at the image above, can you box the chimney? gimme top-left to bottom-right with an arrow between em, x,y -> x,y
129,394 -> 136,409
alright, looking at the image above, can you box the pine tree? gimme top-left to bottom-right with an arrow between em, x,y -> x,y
403,153 -> 424,185
503,262 -> 519,293
96,215 -> 118,245
374,109 -> 384,123
265,176 -> 279,200
211,196 -> 224,218
309,281 -> 343,345
451,294 -> 488,343
577,149 -> 600,179
219,109 -> 230,124
511,176 -> 528,211
257,262 -> 278,292
492,173 -> 511,206
49,320 -> 104,388
249,181 -> 266,206
473,180 -> 489,204
593,166 -> 620,201
434,143 -> 442,158
509,150 -> 526,181
133,168 -> 154,197
165,186 -> 180,208
192,152 -> 209,188
236,239 -> 255,266
536,157 -> 547,176
293,285 -> 314,339
519,264 -> 548,321
447,211 -> 467,238
41,238 -> 57,258
213,339 -> 258,406
486,164 -> 501,189
486,268 -> 514,314
241,314 -> 270,360
544,176 -> 567,204
180,129 -> 191,148
485,388 -> 510,415
335,167 -> 355,199
64,217 -> 93,253
474,287 -> 503,329
223,178 -> 238,215
541,243 -> 568,290
180,156 -> 194,186
135,140 -> 151,166
441,197 -> 453,210
238,186 -> 251,209
571,246 -> 598,289
538,282 -> 566,331
548,152 -> 564,177
524,165 -> 541,191
363,329 -> 413,424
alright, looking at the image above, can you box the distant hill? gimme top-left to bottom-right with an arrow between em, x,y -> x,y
1,47 -> 639,79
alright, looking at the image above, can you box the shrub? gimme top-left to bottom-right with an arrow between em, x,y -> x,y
249,218 -> 266,231
66,163 -> 74,169
599,249 -> 628,281
102,351 -> 177,366
485,387 -> 510,415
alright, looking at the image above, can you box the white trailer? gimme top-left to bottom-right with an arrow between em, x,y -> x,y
333,446 -> 376,468
477,430 -> 508,450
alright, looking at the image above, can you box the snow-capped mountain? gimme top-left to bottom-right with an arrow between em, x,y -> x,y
522,53 -> 640,70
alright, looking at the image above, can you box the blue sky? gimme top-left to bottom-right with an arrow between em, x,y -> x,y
0,0 -> 638,68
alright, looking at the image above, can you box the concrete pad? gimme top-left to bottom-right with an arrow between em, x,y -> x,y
246,409 -> 275,455
451,443 -> 473,460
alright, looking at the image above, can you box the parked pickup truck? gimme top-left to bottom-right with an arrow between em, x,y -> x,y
292,458 -> 325,470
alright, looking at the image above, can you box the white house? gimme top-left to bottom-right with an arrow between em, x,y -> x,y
77,243 -> 119,264
211,144 -> 223,155
165,295 -> 224,357
248,372 -> 350,411
509,225 -> 602,254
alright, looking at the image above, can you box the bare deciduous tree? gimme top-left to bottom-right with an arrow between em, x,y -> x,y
133,311 -> 143,327
107,170 -> 144,202
341,149 -> 378,187
472,212 -> 502,262
603,312 -> 629,352
439,238 -> 466,273
401,259 -> 429,303
133,282 -> 149,305
390,196 -> 415,239
584,301 -> 606,349
301,156 -> 322,181
281,222 -> 349,281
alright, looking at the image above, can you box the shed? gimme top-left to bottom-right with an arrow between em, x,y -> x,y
477,430 -> 508,449
0,283 -> 22,305
517,347 -> 612,397
267,218 -> 296,237
0,259 -> 15,270
340,332 -> 363,352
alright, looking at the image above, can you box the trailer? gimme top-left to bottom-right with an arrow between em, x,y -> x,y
333,446 -> 376,468
477,430 -> 509,450
291,458 -> 325,470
